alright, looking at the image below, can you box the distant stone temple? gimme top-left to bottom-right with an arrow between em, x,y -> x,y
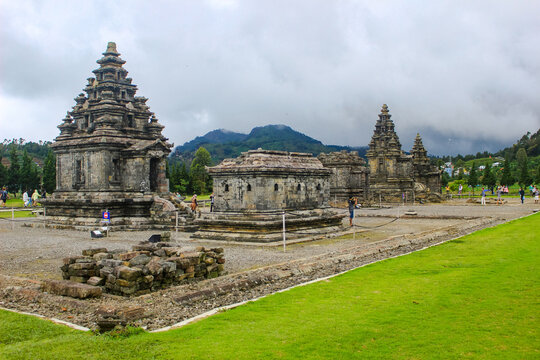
318,150 -> 369,202
366,104 -> 441,201
192,149 -> 345,242
43,42 -> 174,229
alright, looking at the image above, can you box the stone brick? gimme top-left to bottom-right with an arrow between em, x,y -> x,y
87,276 -> 105,286
129,254 -> 151,266
82,248 -> 108,256
41,279 -> 102,299
93,252 -> 112,261
116,266 -> 142,281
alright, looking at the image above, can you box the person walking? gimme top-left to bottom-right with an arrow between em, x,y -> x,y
519,187 -> 525,204
0,187 -> 8,207
348,196 -> 357,226
31,189 -> 40,206
209,193 -> 215,212
534,186 -> 539,204
496,186 -> 503,205
481,187 -> 487,205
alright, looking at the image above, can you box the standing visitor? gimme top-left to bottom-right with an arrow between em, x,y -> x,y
0,187 -> 8,207
23,190 -> 31,208
481,187 -> 487,205
519,187 -> 525,204
529,184 -> 534,197
31,189 -> 40,206
209,193 -> 215,212
496,186 -> 503,205
348,196 -> 357,226
534,186 -> 539,204
458,184 -> 463,198
190,194 -> 198,212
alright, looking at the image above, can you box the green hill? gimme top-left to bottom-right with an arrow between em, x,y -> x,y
171,124 -> 367,165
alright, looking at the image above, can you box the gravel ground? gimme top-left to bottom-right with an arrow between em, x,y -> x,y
0,198 -> 536,330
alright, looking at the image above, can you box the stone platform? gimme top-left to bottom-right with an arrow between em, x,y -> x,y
191,208 -> 346,243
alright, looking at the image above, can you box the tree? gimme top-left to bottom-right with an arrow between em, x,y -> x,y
7,144 -> 20,193
20,150 -> 40,192
0,155 -> 7,186
499,156 -> 514,186
536,163 -> 540,184
42,149 -> 56,193
455,159 -> 465,180
482,162 -> 496,190
516,148 -> 531,186
190,147 -> 212,194
468,161 -> 478,194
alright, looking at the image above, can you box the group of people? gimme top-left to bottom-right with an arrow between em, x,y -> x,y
520,185 -> 539,204
0,187 -> 45,208
189,193 -> 215,212
22,189 -> 41,207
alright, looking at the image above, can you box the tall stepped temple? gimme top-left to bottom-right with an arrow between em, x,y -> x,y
43,42 -> 177,229
366,104 -> 441,201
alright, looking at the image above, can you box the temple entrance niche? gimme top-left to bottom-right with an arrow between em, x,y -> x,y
150,158 -> 159,192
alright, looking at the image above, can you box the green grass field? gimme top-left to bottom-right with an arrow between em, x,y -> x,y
0,210 -> 35,218
1,213 -> 538,359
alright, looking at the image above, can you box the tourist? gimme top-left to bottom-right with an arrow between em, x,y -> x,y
519,187 -> 525,204
0,187 -> 8,207
529,184 -> 534,197
481,187 -> 487,205
446,185 -> 450,199
210,193 -> 215,212
534,186 -> 539,204
23,190 -> 31,208
190,194 -> 198,212
458,184 -> 463,198
348,196 -> 357,226
496,186 -> 503,205
31,189 -> 40,206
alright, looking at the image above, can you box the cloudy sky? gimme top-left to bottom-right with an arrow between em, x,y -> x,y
1,0 -> 539,155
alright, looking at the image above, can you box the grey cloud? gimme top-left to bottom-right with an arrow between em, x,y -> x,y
0,0 -> 539,155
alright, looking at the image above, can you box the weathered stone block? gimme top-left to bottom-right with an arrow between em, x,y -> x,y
69,262 -> 96,271
87,276 -> 105,286
41,279 -> 102,299
129,254 -> 151,266
82,248 -> 108,256
69,276 -> 87,283
63,256 -> 85,265
116,278 -> 137,287
117,266 -> 142,281
93,252 -> 112,261
98,259 -> 124,268
115,251 -> 150,261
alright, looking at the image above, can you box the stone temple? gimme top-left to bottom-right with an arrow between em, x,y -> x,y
318,150 -> 370,203
191,149 -> 345,242
43,42 -> 174,229
366,104 -> 441,201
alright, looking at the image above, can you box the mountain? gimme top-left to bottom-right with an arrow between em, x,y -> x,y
170,124 -> 367,165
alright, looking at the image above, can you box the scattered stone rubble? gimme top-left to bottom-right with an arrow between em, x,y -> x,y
59,232 -> 225,296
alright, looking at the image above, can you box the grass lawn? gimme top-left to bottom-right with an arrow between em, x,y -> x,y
1,214 -> 538,359
0,210 -> 35,218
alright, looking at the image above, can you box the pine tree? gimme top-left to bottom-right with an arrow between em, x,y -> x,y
516,148 -> 531,186
190,147 -> 212,194
482,162 -> 496,190
499,156 -> 514,186
42,150 -> 56,194
468,161 -> 478,194
7,145 -> 20,193
0,155 -> 7,186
